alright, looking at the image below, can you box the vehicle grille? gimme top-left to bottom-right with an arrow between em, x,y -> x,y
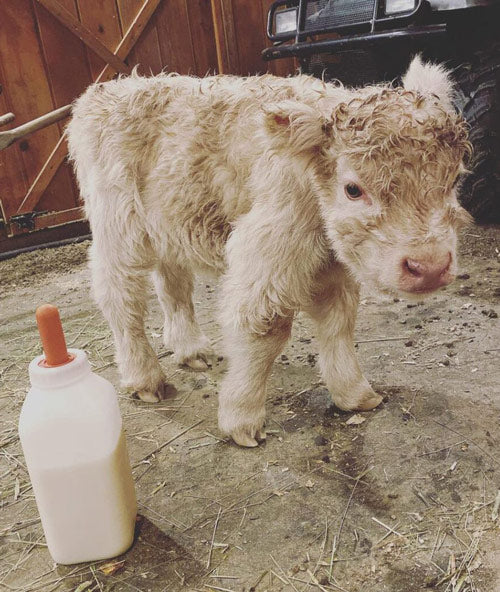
304,0 -> 375,31
301,50 -> 380,85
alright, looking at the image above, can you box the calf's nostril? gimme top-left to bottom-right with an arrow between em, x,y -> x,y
404,258 -> 424,277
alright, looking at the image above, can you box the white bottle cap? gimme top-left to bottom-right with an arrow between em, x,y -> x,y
29,348 -> 91,389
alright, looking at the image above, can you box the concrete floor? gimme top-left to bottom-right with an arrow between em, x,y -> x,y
0,227 -> 499,592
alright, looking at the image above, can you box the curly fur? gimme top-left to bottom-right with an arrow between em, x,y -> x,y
67,57 -> 471,446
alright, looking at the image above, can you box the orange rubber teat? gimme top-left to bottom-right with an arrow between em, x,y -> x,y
36,304 -> 72,367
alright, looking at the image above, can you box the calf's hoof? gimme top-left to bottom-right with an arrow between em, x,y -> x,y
218,407 -> 266,447
332,383 -> 383,412
231,427 -> 267,448
354,391 -> 383,411
171,334 -> 212,372
181,351 -> 211,372
133,381 -> 177,403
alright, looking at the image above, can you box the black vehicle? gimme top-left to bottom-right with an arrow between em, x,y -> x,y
263,0 -> 500,223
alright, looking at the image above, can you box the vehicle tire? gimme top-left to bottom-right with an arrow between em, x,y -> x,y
450,40 -> 500,224
374,32 -> 500,224
300,31 -> 500,224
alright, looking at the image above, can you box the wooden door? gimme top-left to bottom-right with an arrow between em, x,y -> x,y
211,0 -> 295,76
0,0 -> 293,254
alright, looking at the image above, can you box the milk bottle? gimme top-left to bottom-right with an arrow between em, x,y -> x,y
18,304 -> 137,564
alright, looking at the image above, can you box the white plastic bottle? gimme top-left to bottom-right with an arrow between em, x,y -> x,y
18,304 -> 137,565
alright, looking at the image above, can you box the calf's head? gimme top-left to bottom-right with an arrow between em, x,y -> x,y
266,57 -> 472,298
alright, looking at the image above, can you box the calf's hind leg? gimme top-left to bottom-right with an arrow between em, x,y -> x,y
90,241 -> 170,403
152,260 -> 211,371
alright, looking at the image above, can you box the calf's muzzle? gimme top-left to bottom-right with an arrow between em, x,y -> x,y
400,251 -> 453,293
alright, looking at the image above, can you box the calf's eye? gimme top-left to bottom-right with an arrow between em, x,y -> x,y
344,183 -> 364,200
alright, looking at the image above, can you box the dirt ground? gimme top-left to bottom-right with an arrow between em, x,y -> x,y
0,226 -> 499,592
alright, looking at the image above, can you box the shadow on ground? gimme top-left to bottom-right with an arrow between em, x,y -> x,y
0,228 -> 498,591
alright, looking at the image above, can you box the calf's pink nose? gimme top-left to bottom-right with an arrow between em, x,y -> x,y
401,252 -> 452,293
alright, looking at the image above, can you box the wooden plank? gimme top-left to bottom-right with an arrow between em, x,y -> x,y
9,207 -> 85,236
0,142 -> 24,222
186,0 -> 219,76
34,206 -> 85,231
16,0 -> 163,216
117,0 -> 163,75
270,56 -> 297,78
211,0 -> 239,74
212,0 -> 295,77
34,0 -> 92,212
0,1 -> 72,215
36,165 -> 78,216
76,0 -> 126,80
35,0 -> 131,75
155,0 -> 196,74
0,220 -> 89,255
222,0 -> 239,73
0,60 -> 29,221
16,131 -> 69,215
99,0 -> 163,80
231,0 -> 268,75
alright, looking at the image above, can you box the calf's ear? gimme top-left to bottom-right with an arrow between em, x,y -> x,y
402,54 -> 454,110
264,100 -> 331,152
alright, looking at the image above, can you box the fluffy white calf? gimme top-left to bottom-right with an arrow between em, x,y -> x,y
67,56 -> 470,447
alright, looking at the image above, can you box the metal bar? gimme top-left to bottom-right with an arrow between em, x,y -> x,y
262,24 -> 447,60
0,105 -> 71,151
0,112 -> 15,127
371,0 -> 380,33
296,0 -> 308,42
280,0 -> 427,42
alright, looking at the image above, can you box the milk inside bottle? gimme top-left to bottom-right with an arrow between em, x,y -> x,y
18,304 -> 137,565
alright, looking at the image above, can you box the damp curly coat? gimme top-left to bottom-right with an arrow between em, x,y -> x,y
67,56 -> 471,447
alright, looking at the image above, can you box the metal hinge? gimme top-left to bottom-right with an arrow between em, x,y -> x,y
9,210 -> 47,231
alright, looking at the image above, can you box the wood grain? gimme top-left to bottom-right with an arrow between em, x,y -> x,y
1,0 -> 295,251
156,0 -> 196,74
35,0 -> 131,75
0,1 -> 72,217
16,0 -> 162,217
186,0 -> 218,76
33,0 -> 91,212
76,0 -> 125,79
0,58 -> 29,220
117,0 -> 163,76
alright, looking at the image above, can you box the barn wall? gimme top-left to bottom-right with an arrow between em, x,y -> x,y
0,0 -> 294,253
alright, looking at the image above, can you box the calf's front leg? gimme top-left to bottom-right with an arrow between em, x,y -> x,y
305,265 -> 382,411
218,315 -> 292,447
217,202 -> 321,446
